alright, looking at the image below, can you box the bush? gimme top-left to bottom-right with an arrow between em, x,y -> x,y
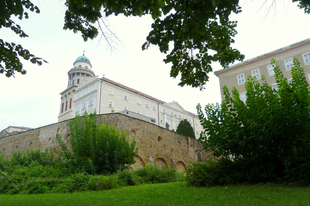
133,164 -> 184,184
186,158 -> 276,186
0,151 -> 8,171
197,58 -> 310,183
57,111 -> 138,175
9,149 -> 60,167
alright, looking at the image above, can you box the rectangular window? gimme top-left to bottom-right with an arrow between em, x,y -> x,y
124,93 -> 128,100
124,105 -> 128,110
76,105 -> 80,113
189,118 -> 192,123
196,130 -> 199,135
146,101 -> 149,108
267,65 -> 275,76
108,100 -> 113,108
285,58 -> 294,70
195,120 -> 198,125
304,52 -> 310,65
252,69 -> 260,79
89,98 -> 93,106
82,102 -> 86,109
237,74 -> 245,85
90,84 -> 95,92
240,92 -> 247,103
83,89 -> 87,96
182,115 -> 184,119
77,92 -> 81,99
61,103 -> 64,113
160,106 -> 163,112
153,104 -> 156,110
65,100 -> 68,111
272,83 -> 279,91
69,98 -> 72,109
160,117 -> 163,123
109,88 -> 114,95
137,98 -> 141,105
167,109 -> 170,115
146,113 -> 149,117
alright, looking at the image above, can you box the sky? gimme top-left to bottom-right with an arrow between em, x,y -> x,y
1,0 -> 310,130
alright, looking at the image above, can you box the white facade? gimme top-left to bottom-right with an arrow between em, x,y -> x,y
58,55 -> 204,138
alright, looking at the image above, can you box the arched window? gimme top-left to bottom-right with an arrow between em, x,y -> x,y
196,152 -> 202,161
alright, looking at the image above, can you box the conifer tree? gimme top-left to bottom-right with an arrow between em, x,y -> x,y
176,119 -> 195,139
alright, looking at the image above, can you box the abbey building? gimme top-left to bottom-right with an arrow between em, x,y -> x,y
215,38 -> 310,102
58,55 -> 203,138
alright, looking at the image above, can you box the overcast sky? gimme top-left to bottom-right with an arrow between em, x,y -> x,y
1,0 -> 310,130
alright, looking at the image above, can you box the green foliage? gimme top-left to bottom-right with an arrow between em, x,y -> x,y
9,148 -> 60,167
57,111 -> 138,175
197,58 -> 310,182
1,0 -> 47,77
0,147 -> 183,195
176,119 -> 195,138
132,164 -> 184,184
186,158 -> 277,186
3,1 -> 310,87
64,0 -> 244,89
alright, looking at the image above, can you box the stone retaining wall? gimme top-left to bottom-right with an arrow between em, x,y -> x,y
0,113 -> 211,170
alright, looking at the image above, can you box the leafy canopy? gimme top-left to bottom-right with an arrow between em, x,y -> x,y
176,119 -> 195,138
1,0 -> 310,87
197,58 -> 310,180
0,0 -> 47,77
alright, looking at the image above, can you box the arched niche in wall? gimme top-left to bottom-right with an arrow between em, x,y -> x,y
155,158 -> 168,168
176,161 -> 186,171
196,152 -> 202,161
132,155 -> 145,169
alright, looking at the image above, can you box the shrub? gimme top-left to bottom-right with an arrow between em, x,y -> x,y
186,158 -> 274,186
197,58 -> 310,183
133,164 -> 184,184
57,111 -> 138,175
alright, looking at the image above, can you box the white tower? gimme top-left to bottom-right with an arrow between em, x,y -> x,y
67,54 -> 95,87
58,54 -> 96,122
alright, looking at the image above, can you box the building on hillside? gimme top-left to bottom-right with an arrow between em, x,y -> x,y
214,38 -> 310,102
58,54 -> 203,138
0,126 -> 32,139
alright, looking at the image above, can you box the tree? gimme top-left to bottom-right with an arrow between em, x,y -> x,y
2,1 -> 310,88
1,0 -> 47,77
197,58 -> 310,180
57,111 -> 138,175
176,119 -> 195,138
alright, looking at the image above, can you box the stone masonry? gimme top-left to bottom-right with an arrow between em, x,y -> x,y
0,113 -> 211,170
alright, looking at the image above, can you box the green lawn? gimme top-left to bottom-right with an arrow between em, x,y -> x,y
1,182 -> 310,206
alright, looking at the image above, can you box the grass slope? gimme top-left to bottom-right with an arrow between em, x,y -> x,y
1,182 -> 310,206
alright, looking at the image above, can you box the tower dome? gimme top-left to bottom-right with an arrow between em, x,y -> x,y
73,54 -> 92,69
67,53 -> 95,87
